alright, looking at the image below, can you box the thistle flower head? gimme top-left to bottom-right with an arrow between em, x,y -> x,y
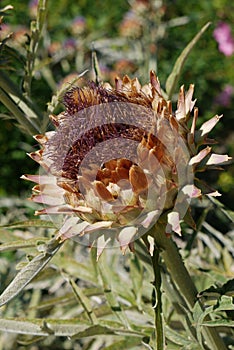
22,72 -> 231,257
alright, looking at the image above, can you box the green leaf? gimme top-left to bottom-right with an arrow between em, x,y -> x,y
207,196 -> 234,223
71,324 -> 147,340
0,238 -> 63,306
29,287 -> 104,312
97,254 -> 130,327
69,278 -> 98,324
71,325 -> 117,339
164,325 -> 195,347
52,255 -> 98,284
202,319 -> 234,327
102,337 -> 144,350
0,219 -> 56,229
0,86 -> 40,135
221,209 -> 234,222
193,295 -> 234,348
130,255 -> 143,307
0,60 -> 43,132
28,292 -> 74,311
214,295 -> 234,312
198,279 -> 234,299
0,318 -> 89,336
0,237 -> 50,252
165,22 -> 211,99
17,336 -> 46,346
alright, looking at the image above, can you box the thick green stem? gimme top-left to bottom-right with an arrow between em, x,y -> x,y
151,247 -> 164,350
149,225 -> 227,350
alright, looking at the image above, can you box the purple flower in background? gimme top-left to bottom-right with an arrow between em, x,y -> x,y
213,22 -> 234,56
28,0 -> 38,18
63,38 -> 77,50
70,16 -> 86,35
214,85 -> 233,107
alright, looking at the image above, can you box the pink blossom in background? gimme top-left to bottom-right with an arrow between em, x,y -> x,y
28,0 -> 38,18
213,22 -> 234,56
70,16 -> 86,35
214,85 -> 233,107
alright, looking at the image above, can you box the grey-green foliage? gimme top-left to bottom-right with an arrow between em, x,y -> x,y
0,199 -> 233,349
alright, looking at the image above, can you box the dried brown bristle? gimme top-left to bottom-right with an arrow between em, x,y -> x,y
62,123 -> 145,180
63,83 -> 129,114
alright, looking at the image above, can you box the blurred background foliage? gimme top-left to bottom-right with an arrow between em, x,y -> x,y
0,0 -> 233,206
0,1 -> 233,349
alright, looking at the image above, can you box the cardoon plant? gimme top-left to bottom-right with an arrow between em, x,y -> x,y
21,71 -> 230,350
0,2 -> 233,350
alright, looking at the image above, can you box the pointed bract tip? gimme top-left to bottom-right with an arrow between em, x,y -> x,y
200,114 -> 223,137
49,114 -> 60,127
150,70 -> 161,94
33,134 -> 48,145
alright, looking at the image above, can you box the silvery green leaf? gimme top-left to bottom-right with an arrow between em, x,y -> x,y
0,219 -> 56,229
99,337 -> 144,350
202,319 -> 234,327
71,324 -> 146,340
0,318 -> 89,336
0,238 -> 50,252
0,238 -> 63,306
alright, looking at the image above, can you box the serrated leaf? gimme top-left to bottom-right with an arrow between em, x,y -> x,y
198,279 -> 234,297
0,238 -> 63,306
165,22 -> 211,99
193,295 -> 234,349
221,279 -> 234,297
215,295 -> 234,312
0,219 -> 56,229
